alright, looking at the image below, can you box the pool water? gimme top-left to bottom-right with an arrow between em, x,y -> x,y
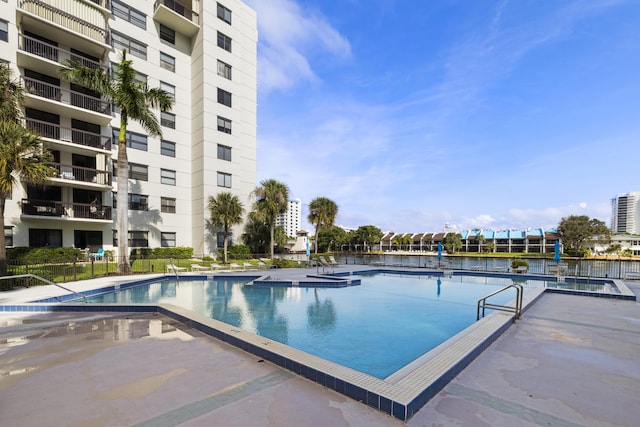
86,273 -> 537,378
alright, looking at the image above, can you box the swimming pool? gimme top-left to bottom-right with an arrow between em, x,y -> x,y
85,273 -> 535,378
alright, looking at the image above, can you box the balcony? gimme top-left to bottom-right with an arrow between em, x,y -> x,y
153,0 -> 200,37
21,199 -> 112,221
50,163 -> 112,186
23,77 -> 111,124
18,0 -> 110,57
17,33 -> 108,78
26,118 -> 111,151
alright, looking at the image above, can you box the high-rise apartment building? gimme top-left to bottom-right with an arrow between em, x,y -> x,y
611,192 -> 640,234
276,199 -> 302,237
1,0 -> 257,256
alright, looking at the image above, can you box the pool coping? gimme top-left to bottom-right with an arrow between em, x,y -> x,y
0,270 -> 634,421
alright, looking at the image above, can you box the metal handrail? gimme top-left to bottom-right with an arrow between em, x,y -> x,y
0,274 -> 88,303
477,283 -> 523,321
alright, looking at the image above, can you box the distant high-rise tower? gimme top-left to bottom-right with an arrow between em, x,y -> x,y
611,192 -> 640,234
276,199 -> 302,237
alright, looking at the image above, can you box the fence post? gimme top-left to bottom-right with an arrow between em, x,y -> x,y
73,257 -> 77,281
91,257 -> 95,278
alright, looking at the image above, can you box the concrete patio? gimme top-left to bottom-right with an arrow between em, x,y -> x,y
1,272 -> 639,426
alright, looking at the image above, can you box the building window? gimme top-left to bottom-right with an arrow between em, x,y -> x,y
161,232 -> 176,247
0,19 -> 8,42
114,230 -> 149,247
161,169 -> 176,185
160,52 -> 175,72
111,31 -> 147,60
161,140 -> 176,157
159,24 -> 175,44
112,0 -> 146,29
4,226 -> 13,247
112,128 -> 148,151
217,116 -> 231,134
217,60 -> 232,80
129,163 -> 148,181
161,111 -> 175,128
29,229 -> 62,248
160,81 -> 175,101
129,193 -> 148,211
217,31 -> 232,52
217,233 -> 225,248
217,88 -> 232,107
217,3 -> 232,24
115,162 -> 148,181
217,144 -> 231,161
161,197 -> 176,213
217,172 -> 231,188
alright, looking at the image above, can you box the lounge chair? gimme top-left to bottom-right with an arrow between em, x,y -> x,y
166,263 -> 187,273
210,263 -> 223,270
229,263 -> 241,270
190,264 -> 209,272
318,257 -> 334,273
89,248 -> 104,260
243,262 -> 254,270
328,255 -> 339,266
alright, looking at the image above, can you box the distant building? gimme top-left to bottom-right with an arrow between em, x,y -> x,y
379,228 -> 560,254
276,199 -> 302,237
611,192 -> 640,234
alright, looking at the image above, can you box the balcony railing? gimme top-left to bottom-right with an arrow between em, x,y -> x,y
18,0 -> 109,45
23,77 -> 111,115
52,162 -> 112,185
18,33 -> 107,71
154,0 -> 199,25
26,118 -> 111,150
22,199 -> 112,220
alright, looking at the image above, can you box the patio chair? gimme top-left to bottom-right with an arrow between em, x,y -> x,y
166,263 -> 187,273
243,262 -> 254,270
191,264 -> 209,272
230,263 -> 241,270
210,263 -> 223,270
89,248 -> 104,260
318,257 -> 334,273
328,255 -> 339,266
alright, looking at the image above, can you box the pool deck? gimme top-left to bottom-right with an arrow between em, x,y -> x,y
1,267 -> 639,426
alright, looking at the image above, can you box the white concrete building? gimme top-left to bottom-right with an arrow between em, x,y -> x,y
276,199 -> 302,237
1,0 -> 256,256
611,192 -> 640,234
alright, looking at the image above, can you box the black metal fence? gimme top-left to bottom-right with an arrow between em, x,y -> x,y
336,253 -> 640,280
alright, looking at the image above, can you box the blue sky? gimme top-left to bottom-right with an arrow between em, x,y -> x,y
244,0 -> 640,233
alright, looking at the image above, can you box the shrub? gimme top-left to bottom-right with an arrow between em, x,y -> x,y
7,247 -> 82,262
271,258 -> 301,268
228,245 -> 252,260
511,259 -> 529,269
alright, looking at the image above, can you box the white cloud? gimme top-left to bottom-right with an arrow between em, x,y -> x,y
245,0 -> 351,92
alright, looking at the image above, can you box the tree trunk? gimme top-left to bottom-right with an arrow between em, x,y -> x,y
0,197 -> 7,276
270,221 -> 275,259
314,225 -> 319,254
117,128 -> 131,274
223,225 -> 228,264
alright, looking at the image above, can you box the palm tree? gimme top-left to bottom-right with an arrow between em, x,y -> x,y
308,197 -> 338,254
59,50 -> 173,274
0,63 -> 54,275
0,63 -> 23,124
0,122 -> 54,274
252,179 -> 289,259
208,192 -> 244,264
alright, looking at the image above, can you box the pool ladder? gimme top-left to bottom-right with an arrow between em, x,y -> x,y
477,283 -> 523,321
0,274 -> 88,303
